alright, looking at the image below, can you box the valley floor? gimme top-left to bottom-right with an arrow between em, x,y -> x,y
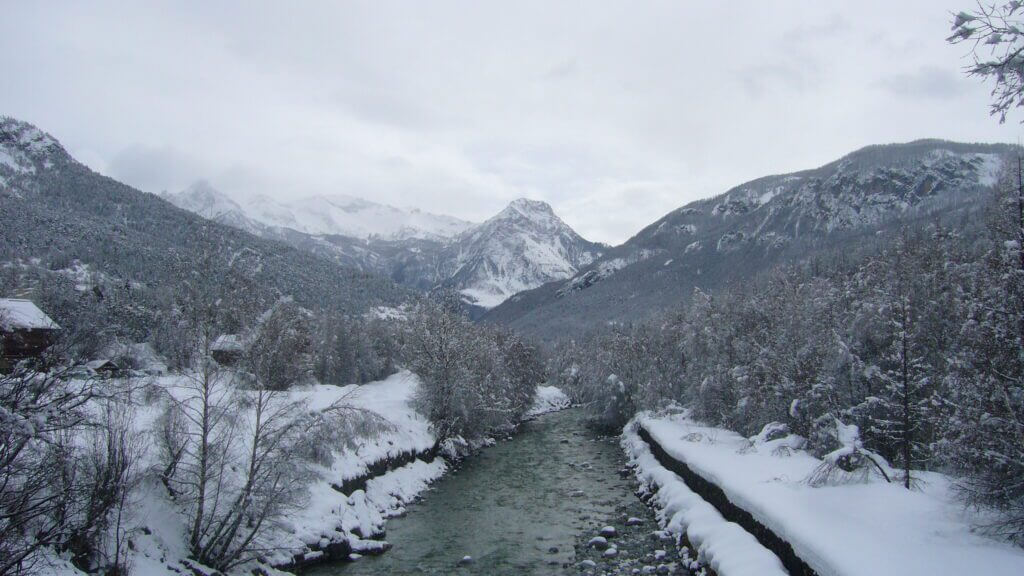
623,412 -> 1024,576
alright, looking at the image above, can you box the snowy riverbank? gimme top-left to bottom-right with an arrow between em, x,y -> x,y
43,371 -> 445,575
43,372 -> 570,576
624,412 -> 1024,576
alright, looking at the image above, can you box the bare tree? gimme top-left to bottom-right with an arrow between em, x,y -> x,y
0,345 -> 106,575
160,293 -> 316,571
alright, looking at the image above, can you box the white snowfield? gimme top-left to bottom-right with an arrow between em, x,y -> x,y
165,181 -> 475,241
630,413 -> 1024,576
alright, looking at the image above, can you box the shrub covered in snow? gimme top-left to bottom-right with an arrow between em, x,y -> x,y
404,293 -> 543,443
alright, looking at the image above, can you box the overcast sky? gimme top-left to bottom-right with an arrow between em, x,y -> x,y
2,1 -> 1022,244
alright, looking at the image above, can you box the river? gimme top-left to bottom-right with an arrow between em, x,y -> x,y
306,408 -> 672,575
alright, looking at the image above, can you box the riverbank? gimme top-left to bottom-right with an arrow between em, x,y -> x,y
39,372 -> 571,576
624,411 -> 1024,576
283,377 -> 571,571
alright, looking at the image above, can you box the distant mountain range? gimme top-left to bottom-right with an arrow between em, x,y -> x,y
163,181 -> 474,241
0,117 -> 407,322
5,115 -> 1017,343
483,139 -> 1019,340
165,183 -> 604,310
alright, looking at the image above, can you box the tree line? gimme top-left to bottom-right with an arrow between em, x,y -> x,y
553,174 -> 1024,542
1,244 -> 546,576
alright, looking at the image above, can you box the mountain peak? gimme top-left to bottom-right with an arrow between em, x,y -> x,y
508,197 -> 553,211
491,198 -> 560,228
451,197 -> 603,308
505,197 -> 555,218
0,117 -> 68,175
163,180 -> 246,222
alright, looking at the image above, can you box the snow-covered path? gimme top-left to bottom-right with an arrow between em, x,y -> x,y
626,413 -> 1024,576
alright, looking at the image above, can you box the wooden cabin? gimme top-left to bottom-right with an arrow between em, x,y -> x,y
1,298 -> 61,372
211,334 -> 243,366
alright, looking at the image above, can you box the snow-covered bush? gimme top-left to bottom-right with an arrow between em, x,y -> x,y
244,298 -> 312,390
564,322 -> 683,432
294,401 -> 393,467
805,419 -> 893,487
404,293 -> 543,443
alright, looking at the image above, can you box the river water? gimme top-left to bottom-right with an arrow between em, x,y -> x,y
306,408 -> 673,576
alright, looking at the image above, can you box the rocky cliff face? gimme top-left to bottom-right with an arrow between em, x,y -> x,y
440,198 -> 604,308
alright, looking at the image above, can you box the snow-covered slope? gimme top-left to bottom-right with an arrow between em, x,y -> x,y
162,181 -> 264,234
486,140 -> 1020,339
443,198 -> 604,308
165,183 -> 475,241
0,116 -> 68,186
2,117 -> 409,318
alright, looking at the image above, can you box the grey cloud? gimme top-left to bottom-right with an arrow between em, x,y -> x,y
106,144 -> 208,195
542,58 -> 578,81
783,14 -> 851,44
0,0 -> 1018,245
875,67 -> 970,99
740,62 -> 821,98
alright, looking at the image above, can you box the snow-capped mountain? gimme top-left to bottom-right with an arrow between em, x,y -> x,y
164,183 -> 474,241
161,180 -> 264,234
165,180 -> 604,309
485,139 -> 1020,339
442,198 -> 603,308
0,117 -> 67,182
1,117 -> 409,319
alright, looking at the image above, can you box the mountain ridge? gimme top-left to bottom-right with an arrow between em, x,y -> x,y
163,183 -> 475,241
482,138 -> 1020,340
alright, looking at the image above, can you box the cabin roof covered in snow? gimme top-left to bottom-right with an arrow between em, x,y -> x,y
0,298 -> 60,331
85,359 -> 119,370
211,334 -> 243,352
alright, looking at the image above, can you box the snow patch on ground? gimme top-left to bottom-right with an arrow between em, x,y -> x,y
309,372 -> 437,484
527,385 -> 571,417
633,413 -> 1024,576
974,153 -> 1004,187
460,287 -> 511,309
